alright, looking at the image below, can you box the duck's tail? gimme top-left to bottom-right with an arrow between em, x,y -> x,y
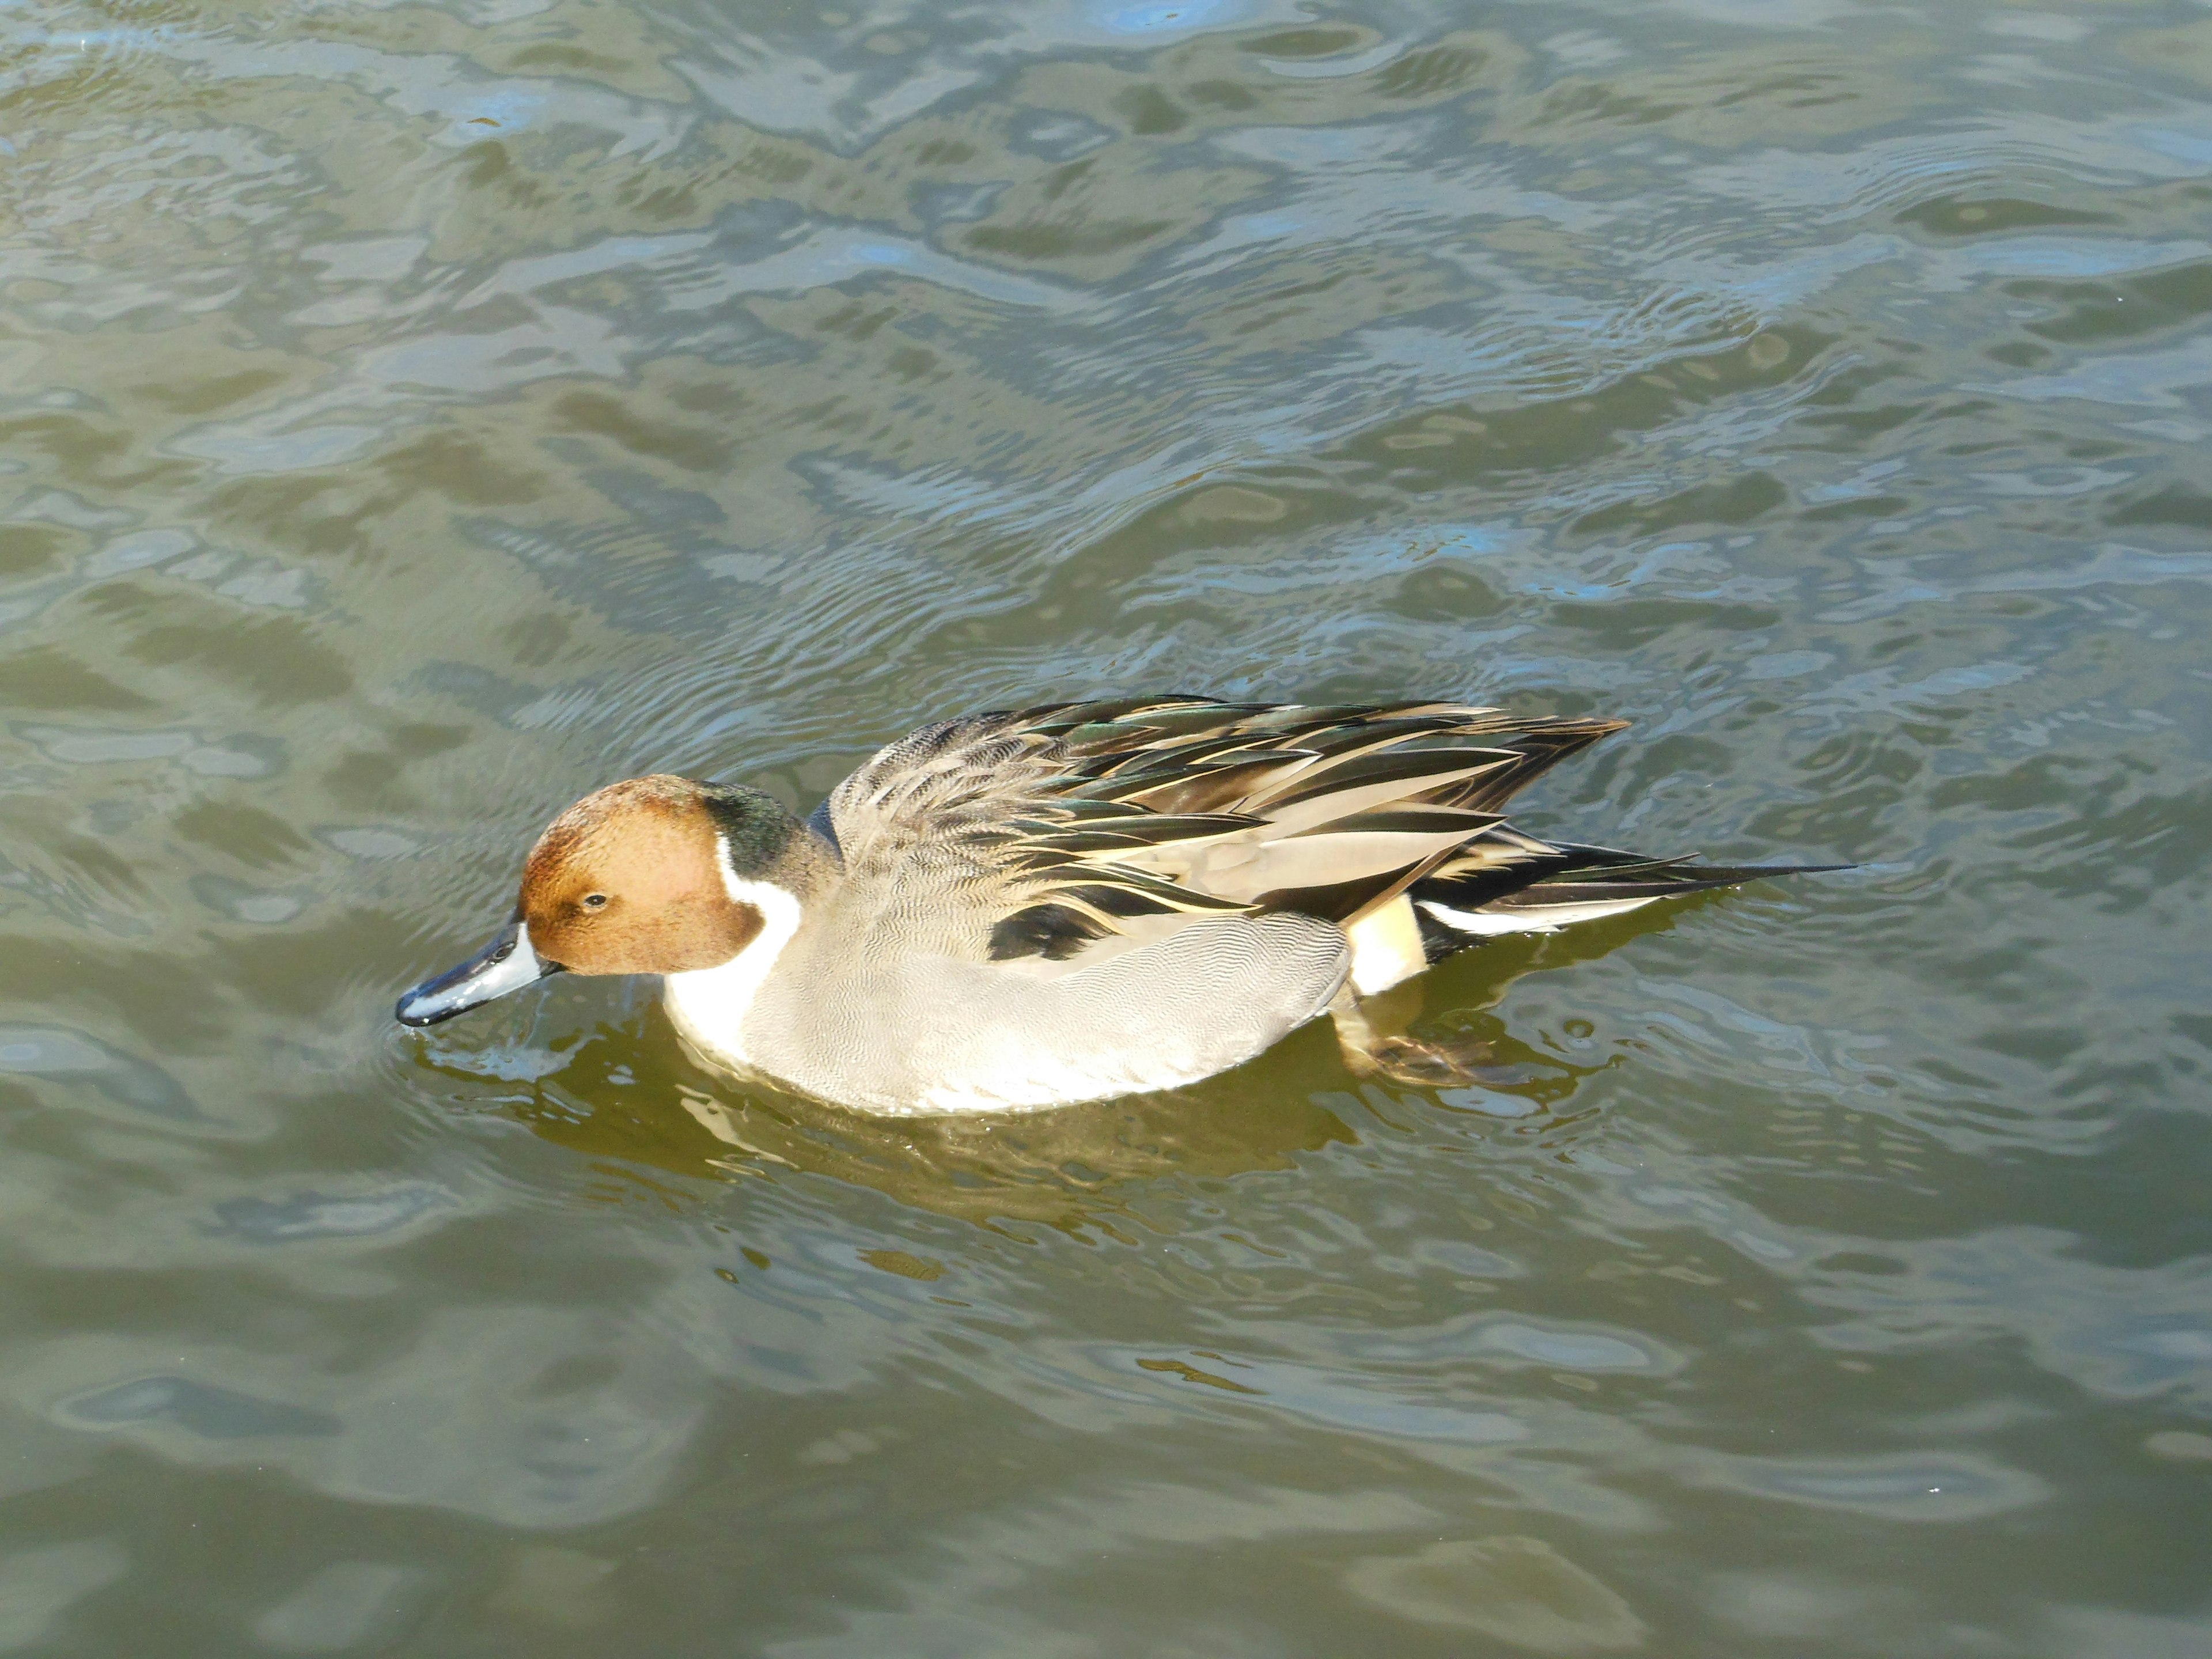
1407,841 -> 1849,960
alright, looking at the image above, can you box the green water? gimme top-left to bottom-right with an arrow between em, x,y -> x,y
3,0 -> 2210,1652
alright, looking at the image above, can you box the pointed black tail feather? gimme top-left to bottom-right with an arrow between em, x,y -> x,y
1411,848 -> 1850,962
1483,860 -> 1853,910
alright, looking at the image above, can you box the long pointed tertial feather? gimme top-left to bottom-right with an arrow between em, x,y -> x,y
1255,751 -> 1519,823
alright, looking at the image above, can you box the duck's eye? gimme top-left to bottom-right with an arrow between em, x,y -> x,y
581,892 -> 609,911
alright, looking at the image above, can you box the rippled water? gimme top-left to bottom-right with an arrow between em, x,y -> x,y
4,0 -> 2211,1652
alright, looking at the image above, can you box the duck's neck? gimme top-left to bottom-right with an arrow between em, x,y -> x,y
665,804 -> 840,1060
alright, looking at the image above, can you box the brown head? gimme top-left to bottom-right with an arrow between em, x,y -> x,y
518,774 -> 778,975
396,775 -> 831,1027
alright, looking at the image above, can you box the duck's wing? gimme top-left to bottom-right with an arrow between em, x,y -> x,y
820,696 -> 1628,965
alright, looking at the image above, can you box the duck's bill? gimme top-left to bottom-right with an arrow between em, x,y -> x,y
395,918 -> 563,1028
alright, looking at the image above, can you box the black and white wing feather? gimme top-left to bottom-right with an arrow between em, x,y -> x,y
820,697 -> 1710,963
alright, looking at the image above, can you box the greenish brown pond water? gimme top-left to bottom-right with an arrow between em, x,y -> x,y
5,0 -> 2212,1652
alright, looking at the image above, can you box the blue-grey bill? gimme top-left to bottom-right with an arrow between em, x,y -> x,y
395,918 -> 562,1027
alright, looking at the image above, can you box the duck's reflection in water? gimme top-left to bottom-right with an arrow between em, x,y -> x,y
673,1013 -> 1361,1231
489,919 -> 1685,1230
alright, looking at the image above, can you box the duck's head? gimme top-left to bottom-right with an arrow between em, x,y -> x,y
395,775 -> 821,1028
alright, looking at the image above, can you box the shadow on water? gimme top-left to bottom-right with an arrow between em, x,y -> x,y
411,897 -> 1734,1230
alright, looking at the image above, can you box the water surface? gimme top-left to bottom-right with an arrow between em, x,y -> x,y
3,0 -> 2210,1653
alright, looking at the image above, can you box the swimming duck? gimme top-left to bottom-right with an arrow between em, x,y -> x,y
396,697 -> 1835,1114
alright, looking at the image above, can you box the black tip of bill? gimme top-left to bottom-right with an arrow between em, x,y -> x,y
395,918 -> 563,1028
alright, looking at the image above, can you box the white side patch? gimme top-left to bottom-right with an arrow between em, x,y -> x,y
1346,895 -> 1427,995
661,834 -> 804,1067
1419,895 -> 1659,937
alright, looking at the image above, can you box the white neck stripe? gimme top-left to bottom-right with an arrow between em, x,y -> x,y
713,832 -> 804,953
661,834 -> 805,1066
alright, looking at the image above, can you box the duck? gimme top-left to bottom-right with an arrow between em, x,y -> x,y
395,696 -> 1838,1115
